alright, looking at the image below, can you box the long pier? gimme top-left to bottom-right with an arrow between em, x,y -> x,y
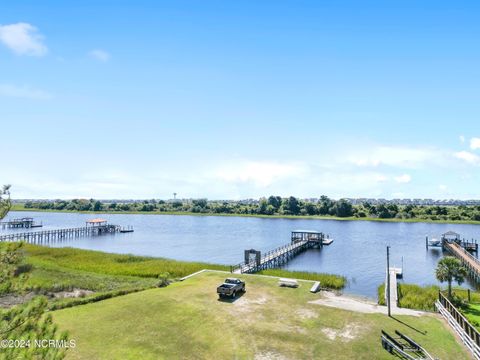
0,225 -> 120,244
0,219 -> 133,245
443,240 -> 480,282
231,230 -> 333,274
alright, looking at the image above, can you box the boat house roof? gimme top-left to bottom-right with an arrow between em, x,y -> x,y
292,230 -> 322,234
86,218 -> 107,224
443,231 -> 460,237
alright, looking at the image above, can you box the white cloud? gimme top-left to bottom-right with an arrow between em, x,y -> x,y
0,84 -> 53,100
0,23 -> 47,56
348,146 -> 438,169
460,135 -> 465,143
215,160 -> 306,187
394,174 -> 411,183
470,137 -> 480,150
454,151 -> 480,165
89,49 -> 110,62
438,184 -> 447,191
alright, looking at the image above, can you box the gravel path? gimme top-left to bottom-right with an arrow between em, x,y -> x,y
309,291 -> 426,317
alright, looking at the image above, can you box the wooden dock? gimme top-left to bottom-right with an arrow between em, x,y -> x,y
443,240 -> 480,282
0,219 -> 132,244
231,230 -> 331,274
385,267 -> 401,309
0,217 -> 42,229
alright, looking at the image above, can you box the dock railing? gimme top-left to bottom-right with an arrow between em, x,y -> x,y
436,291 -> 480,359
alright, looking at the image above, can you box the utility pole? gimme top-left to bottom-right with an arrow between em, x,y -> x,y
386,245 -> 391,317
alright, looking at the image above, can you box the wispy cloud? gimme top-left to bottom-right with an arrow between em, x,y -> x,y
214,160 -> 307,187
0,84 -> 53,100
470,137 -> 480,150
394,174 -> 411,183
348,145 -> 439,169
88,49 -> 110,62
454,151 -> 480,165
0,23 -> 47,56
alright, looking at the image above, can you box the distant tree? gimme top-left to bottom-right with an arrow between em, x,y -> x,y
435,256 -> 467,299
282,196 -> 300,215
192,199 -> 208,208
267,196 -> 282,211
0,184 -> 11,220
318,195 -> 333,215
332,199 -> 353,217
257,198 -> 268,215
93,200 -> 103,212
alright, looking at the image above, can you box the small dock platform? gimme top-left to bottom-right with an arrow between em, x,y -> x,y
231,230 -> 332,274
385,267 -> 402,309
427,231 -> 479,253
0,217 -> 42,229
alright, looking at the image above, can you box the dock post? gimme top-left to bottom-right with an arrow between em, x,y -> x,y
386,246 -> 391,317
425,236 -> 428,250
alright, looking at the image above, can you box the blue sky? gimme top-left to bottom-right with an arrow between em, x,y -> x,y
1,1 -> 480,199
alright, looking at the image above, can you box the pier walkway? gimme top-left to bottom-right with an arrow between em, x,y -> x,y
232,240 -> 311,274
231,230 -> 333,274
385,268 -> 401,309
443,241 -> 480,281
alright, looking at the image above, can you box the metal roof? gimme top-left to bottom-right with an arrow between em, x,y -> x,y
86,218 -> 107,224
292,230 -> 322,234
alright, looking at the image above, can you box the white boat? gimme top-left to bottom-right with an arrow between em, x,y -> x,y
427,237 -> 441,246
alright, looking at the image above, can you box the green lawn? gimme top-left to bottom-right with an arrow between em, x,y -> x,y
53,271 -> 468,360
462,303 -> 480,330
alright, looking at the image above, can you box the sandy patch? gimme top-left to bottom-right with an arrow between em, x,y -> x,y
0,292 -> 36,308
295,308 -> 317,320
309,291 -> 424,317
254,351 -> 290,360
53,289 -> 94,299
234,295 -> 269,313
321,323 -> 362,341
0,288 -> 94,308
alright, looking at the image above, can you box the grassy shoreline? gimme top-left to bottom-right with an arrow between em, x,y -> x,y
11,204 -> 480,225
51,271 -> 468,359
1,245 -> 346,310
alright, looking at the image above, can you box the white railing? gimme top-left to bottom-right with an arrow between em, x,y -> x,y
436,298 -> 480,360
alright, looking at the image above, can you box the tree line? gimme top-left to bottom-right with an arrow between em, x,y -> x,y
23,196 -> 480,222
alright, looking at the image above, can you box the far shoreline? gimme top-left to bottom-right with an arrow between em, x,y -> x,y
10,204 -> 480,226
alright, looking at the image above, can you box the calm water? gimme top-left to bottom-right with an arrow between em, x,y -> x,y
4,211 -> 480,298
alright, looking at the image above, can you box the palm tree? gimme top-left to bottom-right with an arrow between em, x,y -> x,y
436,256 -> 468,299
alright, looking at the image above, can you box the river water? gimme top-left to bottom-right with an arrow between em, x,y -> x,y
4,211 -> 480,298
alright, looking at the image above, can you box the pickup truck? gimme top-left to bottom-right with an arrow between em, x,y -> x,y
217,278 -> 246,298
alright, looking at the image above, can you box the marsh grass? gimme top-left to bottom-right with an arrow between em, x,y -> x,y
25,245 -> 229,279
378,282 -> 480,312
257,269 -> 346,290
